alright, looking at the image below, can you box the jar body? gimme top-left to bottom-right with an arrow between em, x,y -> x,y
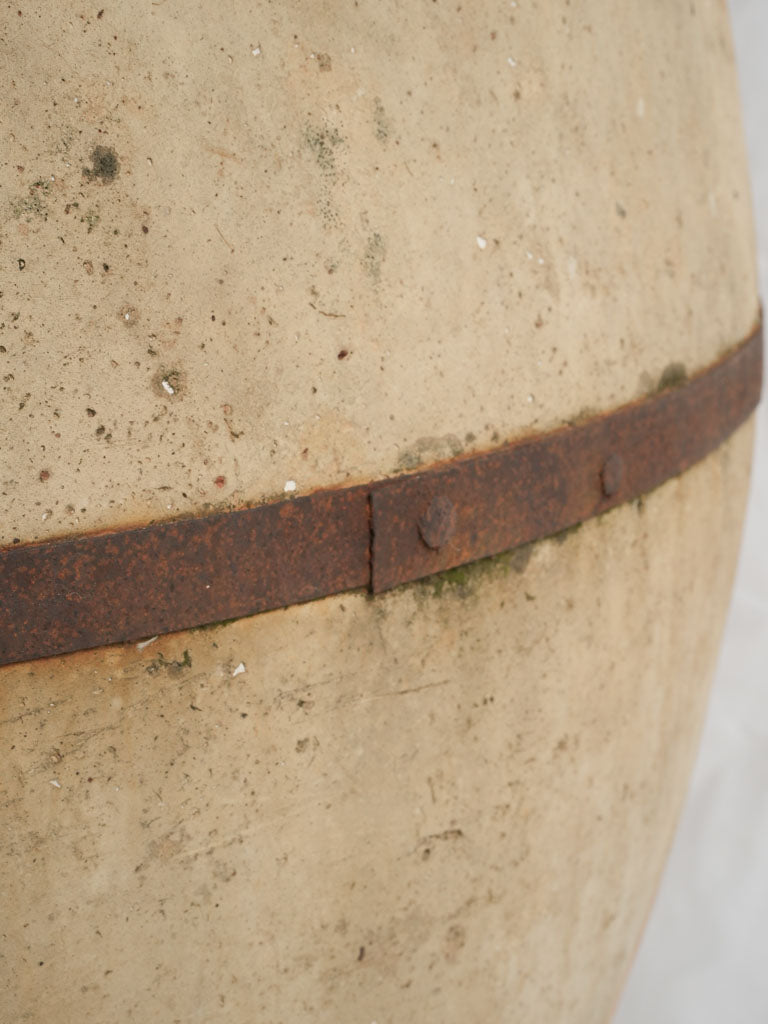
0,2 -> 757,1021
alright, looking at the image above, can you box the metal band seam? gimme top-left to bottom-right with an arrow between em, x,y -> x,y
0,321 -> 762,668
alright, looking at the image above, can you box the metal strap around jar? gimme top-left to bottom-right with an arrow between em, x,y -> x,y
0,321 -> 762,668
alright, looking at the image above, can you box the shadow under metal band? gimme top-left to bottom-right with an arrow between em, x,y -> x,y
0,321 -> 762,668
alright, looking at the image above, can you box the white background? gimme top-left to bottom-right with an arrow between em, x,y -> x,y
614,2 -> 768,1021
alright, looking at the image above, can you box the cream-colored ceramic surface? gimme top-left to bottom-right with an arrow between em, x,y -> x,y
0,419 -> 754,1024
1,2 -> 760,1020
0,0 -> 758,546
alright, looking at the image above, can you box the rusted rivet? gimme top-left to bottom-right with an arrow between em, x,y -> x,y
418,495 -> 457,550
600,453 -> 625,497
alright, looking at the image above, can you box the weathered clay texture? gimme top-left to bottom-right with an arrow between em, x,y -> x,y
0,2 -> 760,1021
0,0 -> 758,546
0,421 -> 755,1024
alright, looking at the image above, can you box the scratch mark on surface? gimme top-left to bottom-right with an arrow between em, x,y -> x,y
215,224 -> 235,253
309,302 -> 346,319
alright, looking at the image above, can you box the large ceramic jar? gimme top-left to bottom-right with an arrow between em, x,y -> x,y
0,3 -> 759,1022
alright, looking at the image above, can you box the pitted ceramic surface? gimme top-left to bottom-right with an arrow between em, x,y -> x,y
0,1 -> 757,546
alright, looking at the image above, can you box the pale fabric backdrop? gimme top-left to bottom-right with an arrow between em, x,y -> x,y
613,1 -> 768,1020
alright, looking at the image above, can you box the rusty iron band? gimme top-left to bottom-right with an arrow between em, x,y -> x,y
0,323 -> 762,668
